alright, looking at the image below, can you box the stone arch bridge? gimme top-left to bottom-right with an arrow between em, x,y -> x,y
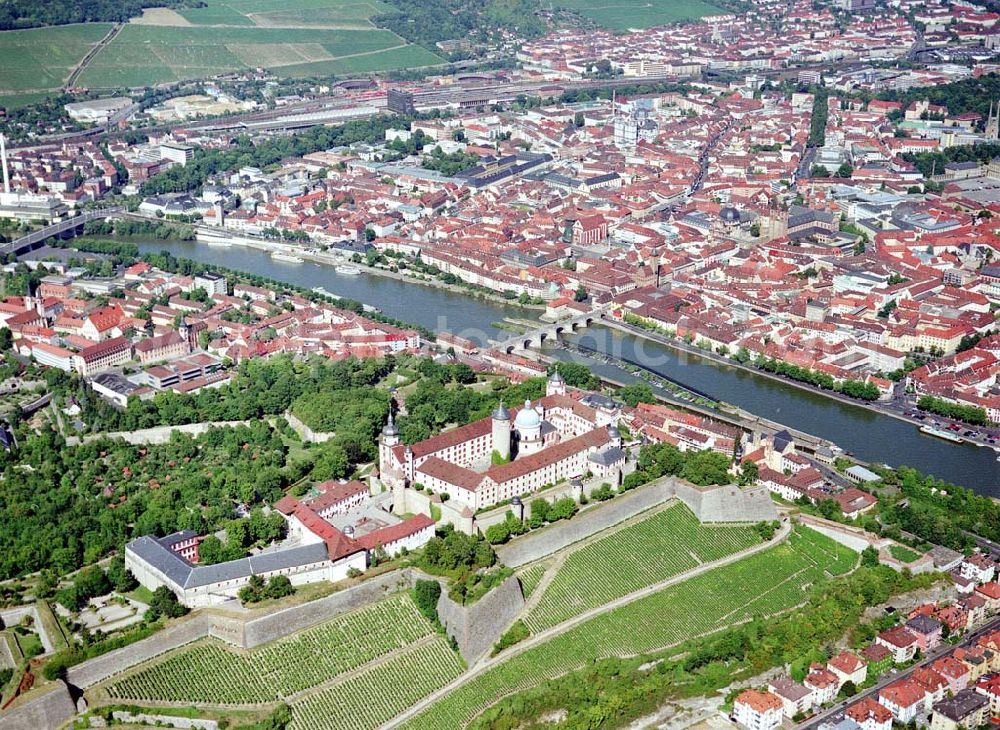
493,306 -> 609,353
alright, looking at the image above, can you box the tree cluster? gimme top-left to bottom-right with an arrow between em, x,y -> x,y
0,0 -> 203,30
621,442 -> 733,491
198,509 -> 287,565
142,117 -> 409,195
916,395 -> 989,426
55,565 -> 113,611
421,146 -> 481,176
372,0 -> 546,56
755,356 -> 880,401
238,575 -> 294,605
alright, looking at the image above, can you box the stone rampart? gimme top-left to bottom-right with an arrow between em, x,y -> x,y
67,570 -> 419,690
496,479 -> 674,567
437,575 -> 525,664
669,481 -> 779,523
66,614 -> 213,689
0,681 -> 76,730
283,412 -> 334,444
112,710 -> 219,729
241,570 -> 415,648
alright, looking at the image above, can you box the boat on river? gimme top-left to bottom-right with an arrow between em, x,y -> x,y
919,425 -> 964,444
271,251 -> 304,263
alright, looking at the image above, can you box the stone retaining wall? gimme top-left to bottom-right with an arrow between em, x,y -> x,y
241,570 -> 415,649
0,681 -> 76,730
670,482 -> 779,523
112,710 -> 218,729
437,576 -> 525,664
66,614 -> 213,690
284,412 -> 334,444
68,420 -> 253,447
496,478 -> 674,567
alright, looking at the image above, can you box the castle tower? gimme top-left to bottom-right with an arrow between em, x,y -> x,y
546,368 -> 566,397
378,413 -> 400,482
514,400 -> 543,456
607,423 -> 621,449
491,402 -> 511,461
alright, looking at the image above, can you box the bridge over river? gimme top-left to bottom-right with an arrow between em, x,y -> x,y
492,306 -> 609,353
0,208 -> 122,258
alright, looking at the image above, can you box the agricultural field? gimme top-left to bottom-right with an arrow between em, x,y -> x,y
557,0 -> 724,31
524,503 -> 761,632
176,0 -> 393,29
289,637 -> 463,730
0,24 -> 111,94
77,24 -> 437,88
104,594 -> 436,703
402,526 -> 858,730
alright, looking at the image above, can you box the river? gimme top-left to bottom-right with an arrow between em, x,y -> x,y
136,240 -> 1000,495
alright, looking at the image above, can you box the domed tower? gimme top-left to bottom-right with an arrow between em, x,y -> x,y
607,423 -> 621,448
514,400 -> 543,456
491,401 -> 511,462
547,368 -> 566,397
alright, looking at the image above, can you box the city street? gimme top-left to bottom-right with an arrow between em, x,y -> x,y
797,616 -> 1000,730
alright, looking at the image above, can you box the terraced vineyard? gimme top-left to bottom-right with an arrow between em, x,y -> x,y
517,563 -> 547,599
524,503 -> 761,631
402,525 -> 857,730
289,637 -> 463,730
106,594 -> 434,703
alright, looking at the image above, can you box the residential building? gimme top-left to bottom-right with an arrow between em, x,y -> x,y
930,689 -> 989,730
734,689 -> 784,730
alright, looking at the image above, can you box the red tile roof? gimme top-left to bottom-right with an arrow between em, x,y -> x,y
357,514 -> 434,551
736,689 -> 783,714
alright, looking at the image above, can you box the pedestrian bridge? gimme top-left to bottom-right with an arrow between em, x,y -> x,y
493,306 -> 609,353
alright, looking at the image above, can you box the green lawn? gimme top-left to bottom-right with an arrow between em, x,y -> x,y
0,24 -> 111,94
557,0 -> 724,30
178,0 -> 392,28
15,631 -> 43,658
78,24 -> 440,87
889,544 -> 922,564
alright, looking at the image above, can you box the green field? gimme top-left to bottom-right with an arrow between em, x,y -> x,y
177,0 -> 393,28
402,526 -> 858,730
0,24 -> 111,94
557,0 -> 724,31
105,594 -> 439,703
524,503 -> 761,632
274,44 -> 445,78
889,544 -> 923,563
78,24 -> 436,87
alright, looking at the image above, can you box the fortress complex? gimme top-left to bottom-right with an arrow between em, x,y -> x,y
379,371 -> 627,512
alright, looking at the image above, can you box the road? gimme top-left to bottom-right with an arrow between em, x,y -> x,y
798,615 -> 1000,730
65,23 -> 123,89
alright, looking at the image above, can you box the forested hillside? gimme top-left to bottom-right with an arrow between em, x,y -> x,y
0,0 -> 203,30
373,0 -> 547,55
